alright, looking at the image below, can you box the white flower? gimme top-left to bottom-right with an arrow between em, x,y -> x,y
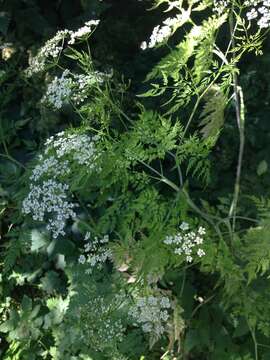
140,41 -> 147,50
164,223 -> 206,262
243,0 -> 270,28
179,221 -> 189,231
160,296 -> 170,309
25,20 -> 100,76
247,8 -> 258,19
213,0 -> 230,15
197,249 -> 205,257
30,156 -> 70,181
78,255 -> 86,264
198,226 -> 206,235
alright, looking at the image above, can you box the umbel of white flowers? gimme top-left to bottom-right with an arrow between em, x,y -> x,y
214,0 -> 270,28
129,295 -> 170,338
41,69 -> 107,110
22,132 -> 100,238
140,14 -> 185,50
164,222 -> 206,263
26,20 -> 100,76
78,232 -> 113,274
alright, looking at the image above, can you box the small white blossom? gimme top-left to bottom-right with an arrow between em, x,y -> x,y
213,0 -> 230,15
197,249 -> 206,257
247,8 -> 258,19
164,222 -> 206,263
179,221 -> 189,231
80,295 -> 125,350
78,254 -> 86,264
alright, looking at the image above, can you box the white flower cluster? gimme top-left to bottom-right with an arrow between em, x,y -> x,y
213,0 -> 230,15
71,72 -> 105,104
68,20 -> 100,45
41,70 -> 106,109
26,20 -> 99,76
22,180 -> 76,238
214,0 -> 270,28
129,295 -> 170,337
81,295 -> 125,349
140,14 -> 182,50
164,222 -> 206,263
22,131 -> 100,238
41,70 -> 73,109
78,232 -> 112,274
30,156 -> 70,182
45,131 -> 100,168
26,30 -> 71,76
244,0 -> 270,28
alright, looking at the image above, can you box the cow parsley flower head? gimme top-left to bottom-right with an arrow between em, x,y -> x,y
213,0 -> 230,15
26,30 -> 71,76
78,295 -> 125,351
22,180 -> 77,238
78,233 -> 112,273
30,156 -> 70,182
41,70 -> 73,109
141,14 -> 183,50
45,132 -> 101,168
42,70 -> 107,109
215,0 -> 270,28
68,20 -> 100,45
244,0 -> 270,28
22,131 -> 101,239
25,20 -> 100,76
129,295 -> 170,338
164,222 -> 206,263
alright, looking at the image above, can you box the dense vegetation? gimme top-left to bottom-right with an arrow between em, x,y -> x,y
1,0 -> 270,359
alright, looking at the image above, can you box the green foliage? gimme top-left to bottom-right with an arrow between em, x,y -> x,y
1,0 -> 270,359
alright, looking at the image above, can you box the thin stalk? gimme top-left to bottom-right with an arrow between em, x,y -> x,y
0,153 -> 26,170
248,322 -> 259,360
228,14 -> 245,234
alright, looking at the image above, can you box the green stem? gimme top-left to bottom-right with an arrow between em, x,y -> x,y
0,153 -> 26,170
228,13 -> 245,234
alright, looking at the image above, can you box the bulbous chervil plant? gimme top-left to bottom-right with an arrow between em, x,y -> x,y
1,0 -> 270,359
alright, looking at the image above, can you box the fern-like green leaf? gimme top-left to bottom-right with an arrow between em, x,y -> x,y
199,85 -> 227,140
